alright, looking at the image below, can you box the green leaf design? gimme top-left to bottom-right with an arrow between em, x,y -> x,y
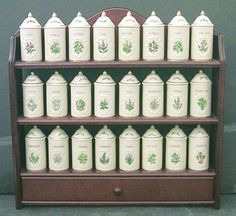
53,153 -> 62,165
27,98 -> 37,111
147,153 -> 157,164
197,97 -> 207,110
148,40 -> 159,54
171,152 -> 180,165
76,99 -> 86,111
78,153 -> 88,165
51,98 -> 61,111
100,153 -> 109,165
28,152 -> 39,165
98,40 -> 108,53
125,99 -> 134,111
173,97 -> 182,110
196,152 -> 206,164
173,41 -> 183,53
149,99 -> 159,111
99,99 -> 109,110
122,40 -> 132,54
25,42 -> 36,55
50,42 -> 61,54
198,40 -> 208,52
73,40 -> 84,54
125,153 -> 134,165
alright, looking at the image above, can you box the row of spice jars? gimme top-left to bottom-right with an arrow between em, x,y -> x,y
23,69 -> 212,118
25,124 -> 209,172
19,10 -> 214,62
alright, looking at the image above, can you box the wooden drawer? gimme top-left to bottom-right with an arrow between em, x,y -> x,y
22,177 -> 214,202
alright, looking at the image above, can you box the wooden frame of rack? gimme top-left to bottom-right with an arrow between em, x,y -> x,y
9,8 -> 225,209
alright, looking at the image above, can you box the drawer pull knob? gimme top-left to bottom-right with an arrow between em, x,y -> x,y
114,187 -> 123,195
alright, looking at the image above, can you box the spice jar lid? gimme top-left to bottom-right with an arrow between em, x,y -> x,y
167,70 -> 188,84
142,70 -> 163,84
118,11 -> 140,27
191,70 -> 212,84
166,125 -> 187,139
143,11 -> 164,27
47,71 -> 67,85
72,125 -> 92,140
26,126 -> 45,139
44,12 -> 65,28
23,72 -> 43,84
120,71 -> 140,84
69,11 -> 90,28
20,12 -> 42,29
95,125 -> 116,139
189,125 -> 209,138
48,125 -> 68,139
70,71 -> 91,86
168,11 -> 190,27
95,71 -> 115,84
120,125 -> 140,139
93,11 -> 115,28
143,125 -> 162,139
192,11 -> 214,27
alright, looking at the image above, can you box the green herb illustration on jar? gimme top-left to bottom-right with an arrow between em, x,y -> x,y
76,99 -> 86,111
197,97 -> 207,110
196,152 -> 206,164
50,42 -> 61,54
53,153 -> 63,165
125,153 -> 134,165
100,153 -> 109,165
150,99 -> 159,111
99,99 -> 109,110
98,40 -> 108,53
73,40 -> 84,54
125,99 -> 134,111
148,40 -> 159,54
78,153 -> 88,165
28,152 -> 39,165
198,40 -> 208,52
51,98 -> 61,111
173,41 -> 183,54
147,153 -> 157,164
25,42 -> 36,55
173,97 -> 183,110
171,152 -> 180,165
123,40 -> 132,54
27,98 -> 37,112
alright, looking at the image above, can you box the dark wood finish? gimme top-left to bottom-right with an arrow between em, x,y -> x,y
8,8 -> 225,209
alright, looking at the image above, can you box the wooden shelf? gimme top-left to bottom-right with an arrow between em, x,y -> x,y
17,115 -> 218,125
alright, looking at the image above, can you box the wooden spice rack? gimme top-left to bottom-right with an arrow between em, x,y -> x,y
9,8 -> 225,209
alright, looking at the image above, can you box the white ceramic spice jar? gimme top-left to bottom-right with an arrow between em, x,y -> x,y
68,12 -> 91,61
167,11 -> 190,61
166,125 -> 187,171
118,11 -> 140,61
94,71 -> 116,118
93,11 -> 115,61
142,11 -> 164,61
191,11 -> 214,61
25,126 -> 46,171
188,125 -> 209,171
119,71 -> 140,117
22,72 -> 44,118
166,70 -> 188,117
119,125 -> 140,171
70,72 -> 91,117
142,70 -> 164,117
20,12 -> 42,62
72,126 -> 93,171
95,125 -> 116,171
48,126 -> 69,171
190,70 -> 212,117
44,12 -> 66,61
142,125 -> 163,171
46,71 -> 68,117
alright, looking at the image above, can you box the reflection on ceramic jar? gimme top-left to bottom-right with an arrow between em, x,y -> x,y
72,126 -> 93,171
190,70 -> 212,117
166,125 -> 187,171
119,71 -> 140,117
167,11 -> 190,61
166,70 -> 188,117
46,71 -> 68,117
142,126 -> 163,171
93,11 -> 115,61
44,12 -> 66,61
191,11 -> 214,61
25,126 -> 46,171
142,11 -> 164,61
70,72 -> 91,117
119,125 -> 140,171
188,125 -> 209,171
118,11 -> 140,61
22,72 -> 44,118
68,12 -> 91,61
95,125 -> 116,171
48,126 -> 69,172
142,70 -> 164,117
20,12 -> 42,62
94,71 -> 116,117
